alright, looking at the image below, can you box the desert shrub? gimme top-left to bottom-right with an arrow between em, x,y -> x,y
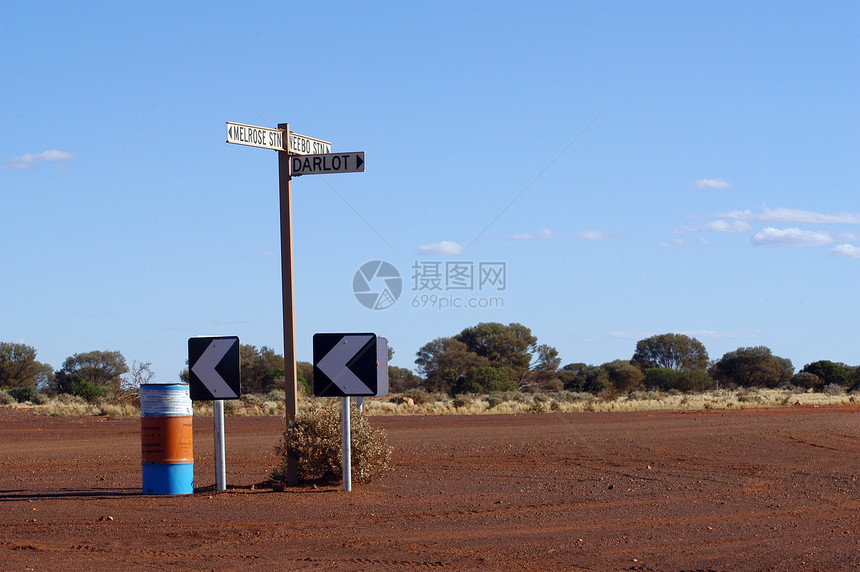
791,371 -> 821,391
272,400 -> 392,485
453,366 -> 517,395
628,390 -> 659,401
736,388 -> 763,403
402,387 -> 433,405
265,389 -> 286,402
552,391 -> 590,403
0,389 -> 13,406
7,386 -> 41,403
823,383 -> 846,396
801,360 -> 852,388
485,394 -> 503,408
67,380 -> 104,402
226,399 -> 246,415
242,393 -> 264,406
644,368 -> 712,392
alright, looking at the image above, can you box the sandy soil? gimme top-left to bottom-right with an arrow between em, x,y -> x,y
1,406 -> 858,571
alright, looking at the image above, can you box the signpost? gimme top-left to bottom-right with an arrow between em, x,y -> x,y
313,333 -> 388,491
225,119 -> 365,487
290,152 -> 365,176
188,336 -> 241,493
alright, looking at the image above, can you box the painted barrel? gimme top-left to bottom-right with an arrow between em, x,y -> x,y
140,384 -> 193,495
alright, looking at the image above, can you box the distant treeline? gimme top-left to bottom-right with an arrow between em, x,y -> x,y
1,327 -> 858,404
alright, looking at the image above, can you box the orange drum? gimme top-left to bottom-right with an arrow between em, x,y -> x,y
140,384 -> 193,494
141,416 -> 193,463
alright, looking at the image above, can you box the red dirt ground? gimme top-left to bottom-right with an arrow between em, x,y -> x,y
1,406 -> 858,570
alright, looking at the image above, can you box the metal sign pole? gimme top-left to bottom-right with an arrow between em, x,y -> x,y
214,399 -> 226,492
342,396 -> 352,492
277,123 -> 299,486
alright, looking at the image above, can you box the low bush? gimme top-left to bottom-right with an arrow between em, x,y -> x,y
402,387 -> 433,405
7,386 -> 41,403
272,400 -> 392,485
265,389 -> 286,402
67,380 -> 104,403
823,383 -> 846,396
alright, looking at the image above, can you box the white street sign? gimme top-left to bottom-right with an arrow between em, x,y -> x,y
290,152 -> 365,176
288,132 -> 332,155
226,122 -> 285,151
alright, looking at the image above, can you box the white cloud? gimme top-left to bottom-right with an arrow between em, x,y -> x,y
752,227 -> 833,247
661,238 -> 687,248
694,178 -> 732,190
705,219 -> 751,233
609,331 -> 650,340
418,240 -> 465,256
511,229 -> 556,240
510,229 -> 610,241
831,244 -> 860,258
681,329 -> 758,340
722,207 -> 860,225
576,230 -> 609,240
4,149 -> 78,170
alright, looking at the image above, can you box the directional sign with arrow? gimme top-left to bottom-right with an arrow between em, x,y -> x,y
290,152 -> 365,176
313,333 -> 378,397
189,336 -> 241,401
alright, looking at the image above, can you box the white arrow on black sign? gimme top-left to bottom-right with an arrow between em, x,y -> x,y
290,152 -> 365,176
189,336 -> 241,400
313,333 -> 377,397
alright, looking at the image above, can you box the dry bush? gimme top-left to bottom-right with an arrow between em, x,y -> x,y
0,389 -> 14,406
823,383 -> 846,396
401,388 -> 433,405
272,399 -> 392,485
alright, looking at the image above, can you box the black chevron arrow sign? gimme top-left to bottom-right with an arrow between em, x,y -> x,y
189,336 -> 241,401
313,333 -> 378,397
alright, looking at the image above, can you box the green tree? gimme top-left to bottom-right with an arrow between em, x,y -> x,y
389,366 -> 422,393
801,360 -> 852,388
559,363 -> 610,394
790,371 -> 821,391
455,322 -> 537,383
415,337 -> 489,394
53,350 -> 128,396
453,366 -> 518,394
643,367 -> 682,391
710,346 -> 793,388
521,344 -> 562,390
296,360 -> 314,395
0,342 -> 53,389
632,333 -> 709,372
644,367 -> 713,391
603,360 -> 645,392
240,345 -> 285,394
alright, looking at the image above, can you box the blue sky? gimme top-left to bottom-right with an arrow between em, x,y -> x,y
2,1 -> 857,382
